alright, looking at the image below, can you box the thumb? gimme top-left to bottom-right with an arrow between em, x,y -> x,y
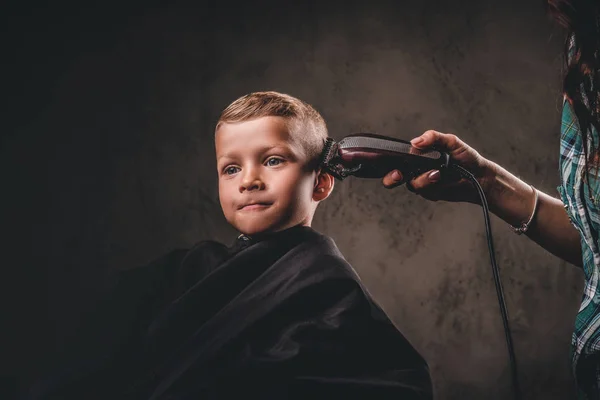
410,130 -> 462,153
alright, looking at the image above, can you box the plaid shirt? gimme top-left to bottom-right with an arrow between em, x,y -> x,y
558,93 -> 600,399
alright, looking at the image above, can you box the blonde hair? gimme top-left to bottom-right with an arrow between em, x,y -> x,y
216,91 -> 328,168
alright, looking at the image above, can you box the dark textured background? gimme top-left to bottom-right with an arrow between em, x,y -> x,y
2,0 -> 585,398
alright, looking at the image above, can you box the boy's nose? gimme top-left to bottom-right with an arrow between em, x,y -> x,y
239,177 -> 265,192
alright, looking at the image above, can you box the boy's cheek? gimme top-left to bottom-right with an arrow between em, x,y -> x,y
218,180 -> 232,198
217,186 -> 232,213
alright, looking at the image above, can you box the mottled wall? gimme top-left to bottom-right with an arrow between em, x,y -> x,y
3,0 -> 584,398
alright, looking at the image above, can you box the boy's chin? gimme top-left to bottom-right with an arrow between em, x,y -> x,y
233,220 -> 275,237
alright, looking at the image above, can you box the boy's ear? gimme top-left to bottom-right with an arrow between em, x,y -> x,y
313,169 -> 334,202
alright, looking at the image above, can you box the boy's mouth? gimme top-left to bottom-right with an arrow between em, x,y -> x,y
238,202 -> 272,211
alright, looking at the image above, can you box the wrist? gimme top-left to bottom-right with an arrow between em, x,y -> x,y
481,162 -> 535,227
478,159 -> 502,203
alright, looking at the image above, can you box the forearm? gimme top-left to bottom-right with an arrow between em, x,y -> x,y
485,163 -> 583,267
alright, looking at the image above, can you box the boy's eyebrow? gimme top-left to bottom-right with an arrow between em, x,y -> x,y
217,144 -> 294,161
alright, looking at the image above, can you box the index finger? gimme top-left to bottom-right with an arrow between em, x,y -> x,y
382,169 -> 404,189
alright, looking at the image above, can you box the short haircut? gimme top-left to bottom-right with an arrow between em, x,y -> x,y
216,91 -> 328,169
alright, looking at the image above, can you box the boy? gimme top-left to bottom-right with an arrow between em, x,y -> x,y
29,92 -> 432,399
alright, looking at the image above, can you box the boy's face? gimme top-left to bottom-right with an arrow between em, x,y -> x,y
215,116 -> 318,236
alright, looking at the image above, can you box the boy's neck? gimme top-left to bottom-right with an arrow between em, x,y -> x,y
237,224 -> 311,243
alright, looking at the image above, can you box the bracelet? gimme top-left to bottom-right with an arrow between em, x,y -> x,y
512,184 -> 539,235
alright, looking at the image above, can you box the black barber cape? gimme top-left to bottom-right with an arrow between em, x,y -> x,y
29,225 -> 432,399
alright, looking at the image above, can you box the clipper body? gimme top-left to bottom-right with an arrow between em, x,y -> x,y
321,133 -> 450,181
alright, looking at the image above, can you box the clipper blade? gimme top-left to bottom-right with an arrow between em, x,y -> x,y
319,138 -> 361,180
320,138 -> 338,166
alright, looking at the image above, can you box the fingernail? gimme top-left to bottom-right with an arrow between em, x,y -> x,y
428,170 -> 440,181
392,170 -> 402,181
411,137 -> 424,146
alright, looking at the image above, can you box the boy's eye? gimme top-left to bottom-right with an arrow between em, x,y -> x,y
224,166 -> 240,175
266,157 -> 284,167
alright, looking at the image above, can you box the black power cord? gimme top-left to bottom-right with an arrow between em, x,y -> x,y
452,164 -> 521,400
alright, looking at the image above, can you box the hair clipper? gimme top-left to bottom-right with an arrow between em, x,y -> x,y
320,133 -> 451,181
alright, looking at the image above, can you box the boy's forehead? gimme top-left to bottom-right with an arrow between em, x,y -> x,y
215,117 -> 303,155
